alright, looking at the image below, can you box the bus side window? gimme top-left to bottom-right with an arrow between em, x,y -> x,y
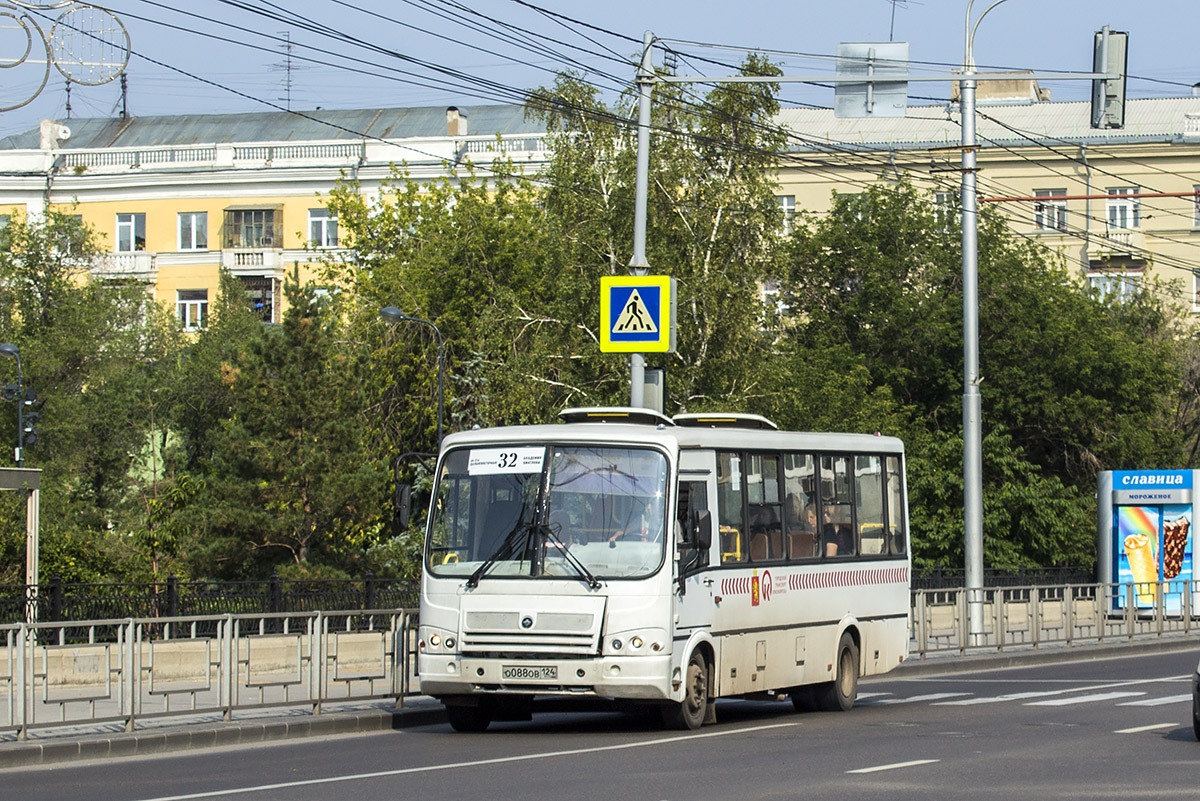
886,456 -> 907,555
717,452 -> 746,564
678,480 -> 710,573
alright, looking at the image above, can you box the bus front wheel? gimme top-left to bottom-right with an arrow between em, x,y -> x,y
816,632 -> 859,712
663,650 -> 709,730
446,702 -> 493,732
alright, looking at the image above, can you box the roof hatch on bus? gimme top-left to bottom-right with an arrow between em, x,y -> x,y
672,412 -> 778,430
558,407 -> 674,426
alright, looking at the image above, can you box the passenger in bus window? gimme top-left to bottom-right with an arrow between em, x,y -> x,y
822,505 -> 854,557
609,499 -> 663,546
786,497 -> 817,559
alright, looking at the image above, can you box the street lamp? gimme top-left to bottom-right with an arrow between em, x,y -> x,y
960,0 -> 1011,642
0,343 -> 24,467
379,306 -> 445,446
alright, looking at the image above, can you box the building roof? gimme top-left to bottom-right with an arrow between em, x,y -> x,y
776,96 -> 1200,153
0,104 -> 541,150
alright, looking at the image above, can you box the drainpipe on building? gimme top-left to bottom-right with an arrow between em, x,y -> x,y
1080,143 -> 1091,277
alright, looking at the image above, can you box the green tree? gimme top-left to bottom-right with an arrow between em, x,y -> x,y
777,183 -> 1186,568
0,210 -> 185,582
185,276 -> 387,577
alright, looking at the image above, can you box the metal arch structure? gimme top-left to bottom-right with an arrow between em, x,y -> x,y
0,1 -> 129,113
49,3 -> 129,86
0,4 -> 52,112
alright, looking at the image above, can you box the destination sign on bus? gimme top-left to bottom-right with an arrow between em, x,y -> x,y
467,447 -> 545,475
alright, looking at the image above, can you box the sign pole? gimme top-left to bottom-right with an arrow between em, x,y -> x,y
629,31 -> 655,408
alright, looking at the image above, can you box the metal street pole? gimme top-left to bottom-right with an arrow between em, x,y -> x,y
629,30 -> 654,409
961,0 -> 1010,643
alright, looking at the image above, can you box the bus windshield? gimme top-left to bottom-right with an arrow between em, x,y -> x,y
427,444 -> 669,581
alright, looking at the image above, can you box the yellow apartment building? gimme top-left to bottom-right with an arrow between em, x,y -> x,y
774,84 -> 1200,307
0,106 -> 549,325
1,87 -> 1198,323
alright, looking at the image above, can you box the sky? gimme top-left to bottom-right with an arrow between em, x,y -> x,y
1,0 -> 1197,140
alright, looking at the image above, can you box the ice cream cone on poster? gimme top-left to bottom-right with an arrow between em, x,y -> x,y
1163,517 -> 1190,580
1124,533 -> 1157,604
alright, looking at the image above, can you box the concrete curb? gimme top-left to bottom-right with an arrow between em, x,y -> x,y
0,703 -> 449,770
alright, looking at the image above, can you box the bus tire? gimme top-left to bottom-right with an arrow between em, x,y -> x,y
663,650 -> 709,730
816,631 -> 858,712
790,687 -> 818,713
446,702 -> 493,732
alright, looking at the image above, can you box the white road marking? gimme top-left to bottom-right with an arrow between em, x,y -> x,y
846,759 -> 940,774
1114,723 -> 1179,734
857,692 -> 891,700
874,692 -> 972,705
130,721 -> 802,801
935,677 -> 1184,706
1117,694 -> 1192,707
935,690 -> 1065,705
1025,691 -> 1145,706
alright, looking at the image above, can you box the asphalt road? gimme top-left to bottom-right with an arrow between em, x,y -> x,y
8,649 -> 1199,801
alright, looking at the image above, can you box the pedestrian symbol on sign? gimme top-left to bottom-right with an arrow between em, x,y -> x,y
599,275 -> 676,353
613,290 -> 657,334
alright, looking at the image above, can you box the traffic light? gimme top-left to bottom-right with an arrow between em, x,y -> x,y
1091,27 -> 1128,130
21,388 -> 38,448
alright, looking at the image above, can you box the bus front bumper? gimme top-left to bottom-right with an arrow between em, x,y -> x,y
418,653 -> 675,701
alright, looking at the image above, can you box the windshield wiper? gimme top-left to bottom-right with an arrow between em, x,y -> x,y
542,524 -> 602,589
466,521 -> 534,588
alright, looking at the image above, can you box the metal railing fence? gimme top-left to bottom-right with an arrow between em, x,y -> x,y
1,609 -> 417,741
911,579 -> 1197,655
0,575 -> 419,626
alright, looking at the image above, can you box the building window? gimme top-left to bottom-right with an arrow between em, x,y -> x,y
240,276 -> 276,323
1107,187 -> 1140,229
223,208 -> 280,248
1033,189 -> 1067,232
1088,270 -> 1140,303
308,208 -> 338,248
116,212 -> 146,252
1193,186 -> 1200,229
177,289 -> 208,331
178,212 -> 208,251
776,195 -> 796,234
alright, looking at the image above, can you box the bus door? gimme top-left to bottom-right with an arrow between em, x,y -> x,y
674,453 -> 717,658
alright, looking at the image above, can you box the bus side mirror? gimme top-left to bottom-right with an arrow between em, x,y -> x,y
394,484 -> 412,531
688,509 -> 712,551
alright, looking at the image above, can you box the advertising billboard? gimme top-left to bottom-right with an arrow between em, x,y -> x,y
1100,470 -> 1194,613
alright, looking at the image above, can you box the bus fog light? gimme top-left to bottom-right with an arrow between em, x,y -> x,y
447,662 -> 457,673
577,668 -> 586,678
477,667 -> 485,676
608,664 -> 621,676
631,637 -> 644,649
430,634 -> 441,647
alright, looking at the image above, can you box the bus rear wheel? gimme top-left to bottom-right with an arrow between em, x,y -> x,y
446,702 -> 493,732
815,631 -> 859,712
663,650 -> 709,730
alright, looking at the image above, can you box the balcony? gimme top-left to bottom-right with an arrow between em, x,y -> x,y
91,252 -> 156,280
1100,228 -> 1144,255
221,248 -> 283,275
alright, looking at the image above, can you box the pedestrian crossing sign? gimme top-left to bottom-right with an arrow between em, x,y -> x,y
600,275 -> 676,353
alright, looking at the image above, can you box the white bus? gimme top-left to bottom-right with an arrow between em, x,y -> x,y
417,408 -> 911,732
